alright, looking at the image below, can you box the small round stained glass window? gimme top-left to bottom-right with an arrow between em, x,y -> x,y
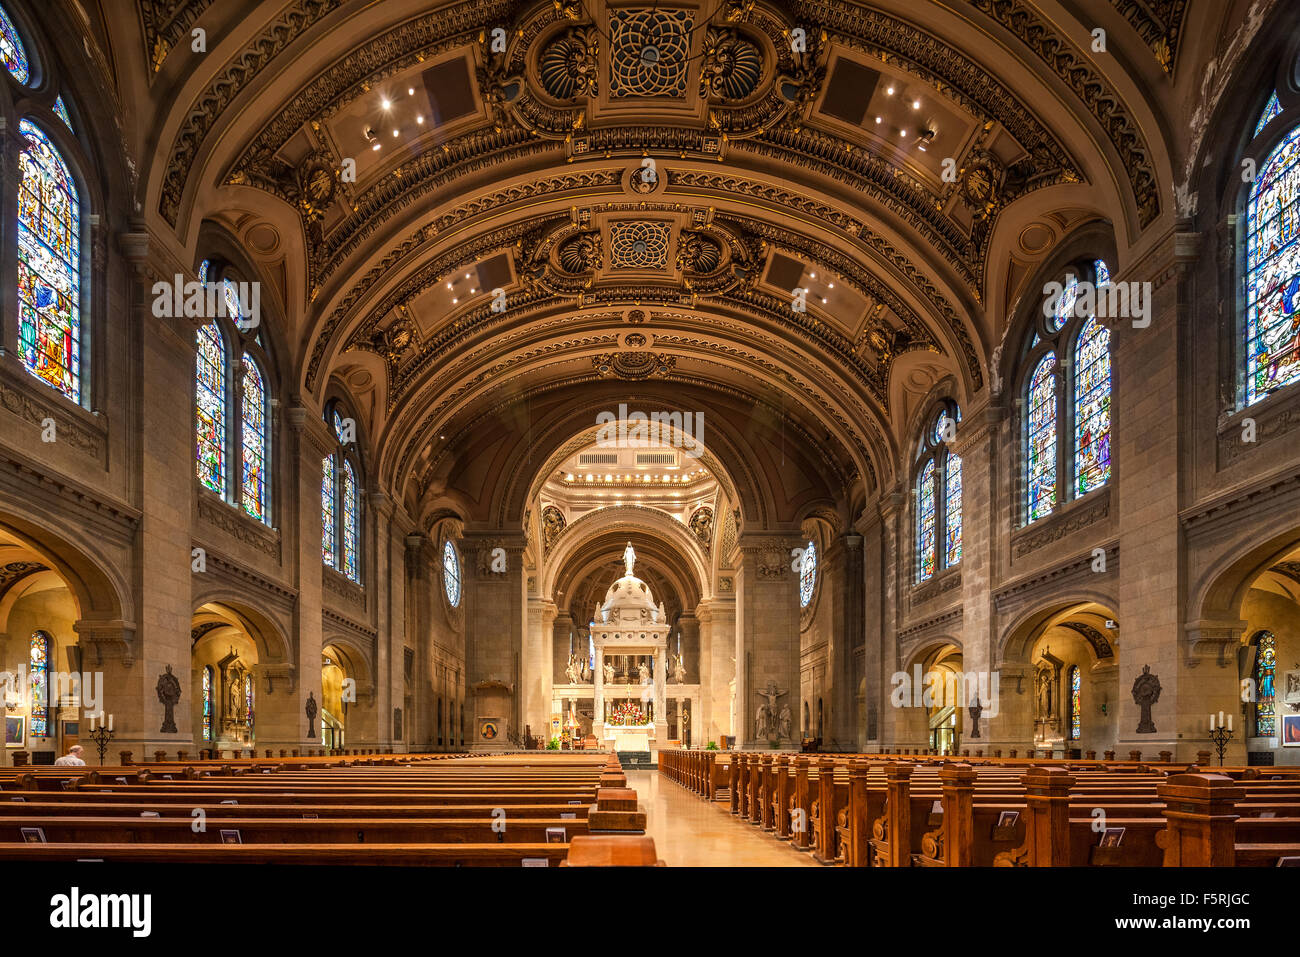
443,540 -> 461,608
799,540 -> 816,607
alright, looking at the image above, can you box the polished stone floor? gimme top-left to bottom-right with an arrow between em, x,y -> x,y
627,769 -> 821,867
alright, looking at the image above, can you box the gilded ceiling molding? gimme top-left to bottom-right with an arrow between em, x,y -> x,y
137,0 -> 214,76
1108,0 -> 1188,75
158,0 -> 348,225
959,0 -> 1162,227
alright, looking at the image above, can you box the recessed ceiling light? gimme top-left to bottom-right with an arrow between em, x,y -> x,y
886,86 -> 894,95
445,282 -> 452,289
392,129 -> 399,137
451,298 -> 458,304
875,116 -> 882,124
828,282 -> 835,289
408,87 -> 415,96
899,129 -> 907,138
371,142 -> 381,151
912,100 -> 921,110
381,98 -> 391,109
417,115 -> 425,125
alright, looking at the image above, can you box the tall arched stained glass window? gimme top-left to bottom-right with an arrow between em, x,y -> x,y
914,404 -> 962,583
1068,666 -> 1081,741
195,324 -> 227,496
1255,631 -> 1276,737
29,631 -> 50,736
1074,318 -> 1112,495
443,540 -> 462,608
0,5 -> 29,83
1026,354 -> 1058,523
1245,125 -> 1300,405
799,540 -> 817,607
916,460 -> 937,582
17,119 -> 81,402
245,674 -> 254,733
240,356 -> 268,523
201,665 -> 214,742
321,454 -> 336,565
944,453 -> 963,568
341,460 -> 359,582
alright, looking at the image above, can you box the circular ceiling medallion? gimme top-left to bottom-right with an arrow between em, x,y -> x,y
246,224 -> 281,255
1018,223 -> 1054,256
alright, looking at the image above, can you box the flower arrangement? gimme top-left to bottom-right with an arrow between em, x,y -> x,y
609,701 -> 646,726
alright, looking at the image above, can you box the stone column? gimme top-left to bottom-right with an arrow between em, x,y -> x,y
952,403 -> 1001,748
463,532 -> 525,748
593,639 -> 605,741
868,493 -> 903,748
737,533 -> 802,748
696,596 -> 735,746
653,645 -> 667,739
824,532 -> 863,750
524,596 -> 556,743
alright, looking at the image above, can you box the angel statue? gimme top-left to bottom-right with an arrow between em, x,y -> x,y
565,655 -> 580,685
671,652 -> 686,683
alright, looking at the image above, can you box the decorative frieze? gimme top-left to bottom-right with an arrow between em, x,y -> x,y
1011,490 -> 1111,558
196,494 -> 281,561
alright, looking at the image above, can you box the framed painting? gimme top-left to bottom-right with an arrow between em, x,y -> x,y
1281,713 -> 1300,747
4,715 -> 24,748
479,718 -> 500,741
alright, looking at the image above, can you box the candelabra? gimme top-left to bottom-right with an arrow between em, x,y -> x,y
1209,711 -> 1234,767
87,715 -> 115,765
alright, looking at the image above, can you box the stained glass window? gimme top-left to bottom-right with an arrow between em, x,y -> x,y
341,460 -> 359,582
0,5 -> 28,83
917,460 -> 937,582
245,674 -> 254,733
321,454 -> 336,567
53,95 -> 72,132
443,540 -> 461,607
1255,631 -> 1276,737
18,119 -> 81,401
1026,353 -> 1058,523
1048,273 -> 1078,333
1069,666 -> 1081,741
29,631 -> 49,736
240,356 -> 268,522
333,410 -> 348,444
198,259 -> 210,284
1074,318 -> 1112,495
202,665 -> 213,742
944,452 -> 962,568
1256,91 -> 1282,139
1245,125 -> 1300,404
223,278 -> 243,323
195,324 -> 227,496
1094,259 -> 1111,286
799,540 -> 817,606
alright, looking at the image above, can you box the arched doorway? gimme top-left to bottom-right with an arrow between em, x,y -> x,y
190,603 -> 263,754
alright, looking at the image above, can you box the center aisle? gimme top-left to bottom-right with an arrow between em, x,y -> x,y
626,769 -> 821,867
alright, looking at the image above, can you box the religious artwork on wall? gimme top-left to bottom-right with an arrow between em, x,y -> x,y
305,692 -> 318,738
155,664 -> 181,734
1131,665 -> 1162,734
480,719 -> 500,740
968,695 -> 983,739
1284,669 -> 1300,707
1282,713 -> 1300,747
4,714 -> 24,747
754,681 -> 788,740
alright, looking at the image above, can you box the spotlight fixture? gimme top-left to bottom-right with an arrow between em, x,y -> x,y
417,115 -> 425,124
408,87 -> 415,96
380,97 -> 391,110
886,86 -> 894,95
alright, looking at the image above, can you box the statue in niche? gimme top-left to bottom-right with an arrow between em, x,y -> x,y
623,542 -> 636,576
638,661 -> 650,683
754,681 -> 788,740
1036,669 -> 1053,719
968,695 -> 983,739
580,657 -> 591,683
156,664 -> 181,734
1131,664 -> 1162,734
671,652 -> 686,683
230,677 -> 242,720
603,661 -> 614,684
776,703 -> 792,741
564,654 -> 580,685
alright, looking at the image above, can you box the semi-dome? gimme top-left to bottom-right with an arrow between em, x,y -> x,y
595,543 -> 666,624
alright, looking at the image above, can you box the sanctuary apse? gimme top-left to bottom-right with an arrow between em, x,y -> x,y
0,0 -> 1297,797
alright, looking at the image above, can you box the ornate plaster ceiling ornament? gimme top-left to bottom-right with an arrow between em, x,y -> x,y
591,352 -> 677,380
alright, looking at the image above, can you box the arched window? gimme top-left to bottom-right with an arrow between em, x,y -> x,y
1254,630 -> 1276,737
1244,123 -> 1300,405
244,674 -> 254,734
1023,259 -> 1112,524
201,665 -> 214,742
17,119 -> 81,402
1073,319 -> 1112,495
443,540 -> 462,607
240,356 -> 268,521
29,631 -> 50,736
798,540 -> 816,606
52,95 -> 72,131
1068,665 -> 1081,741
915,403 -> 962,582
322,401 -> 363,584
193,258 -> 273,523
0,4 -> 30,83
195,324 -> 227,496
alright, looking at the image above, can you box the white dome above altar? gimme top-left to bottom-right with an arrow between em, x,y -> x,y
595,543 -> 667,625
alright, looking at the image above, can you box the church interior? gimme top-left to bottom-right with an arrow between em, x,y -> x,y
5,0 -> 1300,895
